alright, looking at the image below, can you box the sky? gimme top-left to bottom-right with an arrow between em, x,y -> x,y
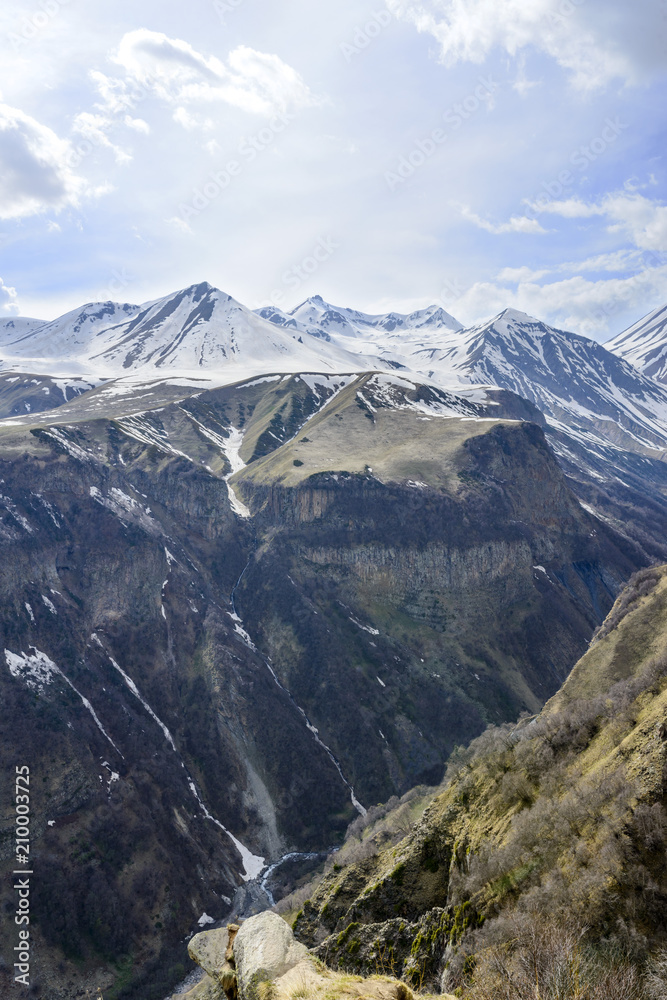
0,0 -> 666,341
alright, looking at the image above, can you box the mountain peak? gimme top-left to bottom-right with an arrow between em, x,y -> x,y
181,280 -> 220,300
496,307 -> 542,326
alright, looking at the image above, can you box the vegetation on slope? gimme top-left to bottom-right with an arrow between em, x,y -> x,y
292,565 -> 667,998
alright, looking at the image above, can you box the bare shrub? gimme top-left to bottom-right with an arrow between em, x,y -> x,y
632,804 -> 666,850
645,951 -> 667,1000
450,915 -> 644,1000
592,566 -> 662,645
274,883 -> 315,917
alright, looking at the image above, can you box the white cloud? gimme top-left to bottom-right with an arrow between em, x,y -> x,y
0,278 -> 19,315
386,0 -> 666,89
0,103 -> 100,220
172,107 -> 213,131
461,204 -> 547,234
527,191 -> 667,251
526,197 -> 602,219
99,29 -> 319,118
452,264 -> 667,338
124,115 -> 150,134
496,265 -> 548,282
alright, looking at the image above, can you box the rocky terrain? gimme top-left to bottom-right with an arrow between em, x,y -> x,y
292,564 -> 667,996
180,911 -> 440,1000
1,286 -> 667,998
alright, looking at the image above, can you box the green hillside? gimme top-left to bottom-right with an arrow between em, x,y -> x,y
292,565 -> 667,997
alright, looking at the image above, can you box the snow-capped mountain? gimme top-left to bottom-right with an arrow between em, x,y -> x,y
407,307 -> 667,451
257,295 -> 463,361
605,303 -> 667,384
0,283 -> 380,380
4,284 -> 667,457
261,302 -> 667,453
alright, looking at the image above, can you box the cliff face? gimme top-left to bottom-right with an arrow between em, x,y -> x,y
233,417 -> 638,803
0,374 -> 651,998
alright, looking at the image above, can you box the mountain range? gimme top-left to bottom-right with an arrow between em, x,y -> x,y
2,283 -> 667,999
3,284 -> 667,457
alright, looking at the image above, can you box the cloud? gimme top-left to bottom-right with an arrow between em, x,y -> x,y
527,191 -> 667,250
95,29 -> 320,119
0,103 -> 101,220
172,107 -> 215,131
526,197 -> 603,219
461,204 -> 547,234
495,265 -> 548,282
0,277 -> 19,315
451,261 -> 667,337
123,115 -> 150,134
385,0 -> 667,89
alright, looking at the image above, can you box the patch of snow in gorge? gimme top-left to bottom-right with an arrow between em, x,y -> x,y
41,594 -> 57,614
221,427 -> 251,519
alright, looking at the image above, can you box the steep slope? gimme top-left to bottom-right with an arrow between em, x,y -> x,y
416,307 -> 667,454
0,370 -> 648,998
294,565 -> 667,994
229,371 -> 643,803
606,303 -> 667,385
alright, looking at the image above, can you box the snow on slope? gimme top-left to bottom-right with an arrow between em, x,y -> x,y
0,283 -> 381,382
4,284 -> 667,456
0,316 -> 44,340
261,302 -> 667,451
605,304 -> 667,385
412,307 -> 667,452
257,295 -> 463,367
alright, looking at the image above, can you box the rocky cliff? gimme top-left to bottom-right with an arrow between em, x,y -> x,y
0,372 -> 654,999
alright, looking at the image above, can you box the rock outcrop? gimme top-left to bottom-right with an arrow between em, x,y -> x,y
184,913 -> 455,1000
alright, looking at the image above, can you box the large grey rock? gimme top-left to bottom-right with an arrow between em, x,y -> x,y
188,924 -> 239,998
188,927 -> 232,980
233,912 -> 309,1000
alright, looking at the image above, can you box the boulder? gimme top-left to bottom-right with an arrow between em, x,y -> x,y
188,927 -> 232,979
188,925 -> 239,999
233,912 -> 310,1000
